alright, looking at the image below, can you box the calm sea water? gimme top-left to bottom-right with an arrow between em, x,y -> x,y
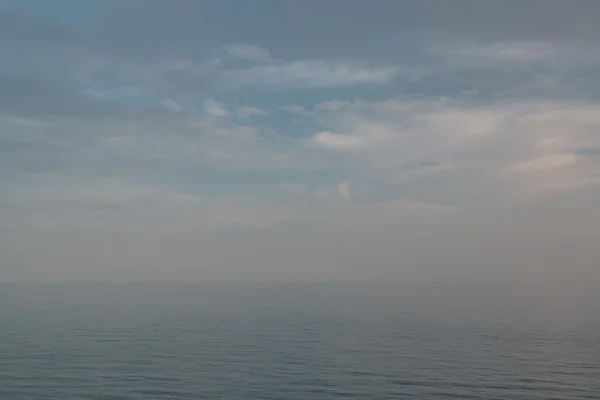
1,282 -> 599,399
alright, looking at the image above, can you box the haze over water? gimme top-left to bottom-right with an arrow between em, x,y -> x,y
2,282 -> 599,399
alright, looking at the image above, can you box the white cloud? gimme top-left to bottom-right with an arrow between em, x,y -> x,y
203,100 -> 228,117
447,41 -> 556,63
507,153 -> 579,173
65,96 -> 600,203
281,105 -> 309,115
6,88 -> 600,226
424,109 -> 504,138
89,112 -> 333,172
308,99 -> 486,155
160,98 -> 183,112
337,180 -> 351,200
310,131 -> 364,150
353,199 -> 462,218
84,85 -> 152,100
303,99 -> 600,197
314,100 -> 353,112
4,176 -> 465,237
113,44 -> 416,93
280,183 -> 308,197
4,180 -> 301,232
5,180 -> 198,209
427,41 -> 600,87
5,6 -> 600,283
235,106 -> 270,118
241,60 -> 400,88
311,198 -> 463,225
223,43 -> 271,62
2,115 -> 46,128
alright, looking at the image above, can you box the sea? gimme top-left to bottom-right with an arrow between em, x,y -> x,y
1,282 -> 599,399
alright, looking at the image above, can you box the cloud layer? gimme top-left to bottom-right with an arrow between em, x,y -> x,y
1,1 -> 600,282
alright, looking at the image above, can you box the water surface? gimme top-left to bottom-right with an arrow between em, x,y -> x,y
1,282 -> 599,399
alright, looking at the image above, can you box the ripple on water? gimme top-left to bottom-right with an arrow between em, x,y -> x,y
1,283 -> 599,400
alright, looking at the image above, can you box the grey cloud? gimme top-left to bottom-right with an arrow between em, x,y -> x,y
0,139 -> 71,179
91,0 -> 600,61
7,1 -> 600,67
572,147 -> 600,157
0,75 -> 183,123
0,77 -> 124,118
2,1 -> 600,283
0,7 -> 75,49
3,1 -> 600,105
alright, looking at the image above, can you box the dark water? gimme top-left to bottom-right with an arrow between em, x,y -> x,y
1,282 -> 599,399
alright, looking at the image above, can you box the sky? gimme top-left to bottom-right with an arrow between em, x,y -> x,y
1,0 -> 600,282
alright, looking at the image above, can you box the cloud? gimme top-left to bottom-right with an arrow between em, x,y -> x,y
2,180 -> 301,233
3,176 -> 463,238
0,76 -> 123,119
203,100 -> 228,117
433,41 -> 557,64
302,98 -> 600,199
349,199 -> 462,219
2,115 -> 46,128
311,131 -> 364,150
281,105 -> 309,114
81,46 -> 406,96
507,153 -> 579,173
223,43 -> 271,62
235,106 -> 270,118
310,191 -> 463,223
239,60 -> 400,88
0,138 -> 72,178
337,180 -> 351,200
160,98 -> 182,112
3,1 -> 600,282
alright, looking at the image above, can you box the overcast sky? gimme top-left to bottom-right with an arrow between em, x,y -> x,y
1,0 -> 600,282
